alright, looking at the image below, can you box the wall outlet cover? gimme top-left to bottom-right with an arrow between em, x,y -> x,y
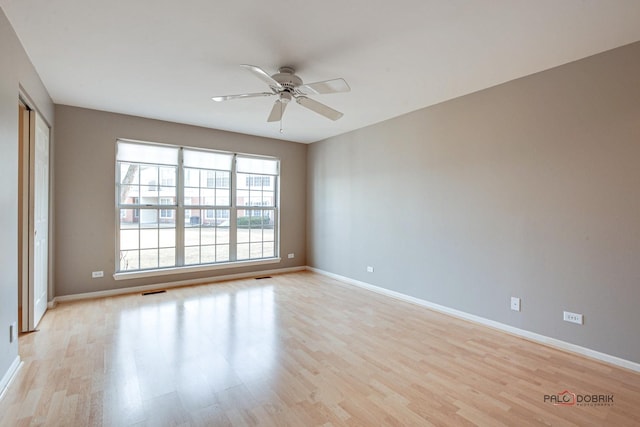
563,311 -> 583,325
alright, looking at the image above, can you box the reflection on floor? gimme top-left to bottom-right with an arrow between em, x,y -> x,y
0,271 -> 638,426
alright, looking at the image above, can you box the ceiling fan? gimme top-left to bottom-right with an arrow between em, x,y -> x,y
212,64 -> 350,122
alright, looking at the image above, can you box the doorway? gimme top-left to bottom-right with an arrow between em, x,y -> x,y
18,99 -> 51,332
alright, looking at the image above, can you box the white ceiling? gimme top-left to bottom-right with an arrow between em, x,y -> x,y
2,1 -> 640,143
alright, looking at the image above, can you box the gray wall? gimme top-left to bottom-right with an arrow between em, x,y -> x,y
0,9 -> 54,386
54,105 -> 307,297
307,42 -> 640,363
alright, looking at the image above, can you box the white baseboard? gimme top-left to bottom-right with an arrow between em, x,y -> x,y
52,266 -> 306,304
307,266 -> 640,373
0,356 -> 22,401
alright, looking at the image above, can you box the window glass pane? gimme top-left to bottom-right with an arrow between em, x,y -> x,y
263,177 -> 275,191
184,168 -> 199,187
262,191 -> 275,206
120,250 -> 139,271
263,242 -> 275,258
139,208 -> 159,227
201,245 -> 216,263
120,207 -> 138,224
185,246 -> 200,265
216,227 -> 229,244
184,187 -> 199,206
159,248 -> 175,267
264,227 -> 275,245
141,166 -> 159,193
183,149 -> 232,170
236,189 -> 249,207
119,163 -> 140,185
216,189 -> 230,206
201,188 -> 215,206
202,170 -> 213,188
217,209 -> 230,220
201,225 -> 215,245
140,249 -> 159,269
186,211 -> 200,227
120,229 -> 139,251
237,243 -> 250,260
236,157 -> 278,175
216,245 -> 229,262
185,226 -> 200,246
216,171 -> 230,188
159,167 -> 175,186
250,227 -> 263,242
250,243 -> 264,259
119,185 -> 139,204
140,229 -> 158,249
159,227 -> 175,248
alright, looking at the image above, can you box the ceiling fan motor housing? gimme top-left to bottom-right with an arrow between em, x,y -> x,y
272,67 -> 302,91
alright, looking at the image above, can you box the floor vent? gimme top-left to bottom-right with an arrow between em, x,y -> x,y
142,290 -> 167,296
255,276 -> 272,280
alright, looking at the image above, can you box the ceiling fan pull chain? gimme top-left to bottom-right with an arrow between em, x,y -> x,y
280,102 -> 284,133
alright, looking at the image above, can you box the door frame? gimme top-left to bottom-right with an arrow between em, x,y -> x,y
18,95 -> 52,332
18,100 -> 29,332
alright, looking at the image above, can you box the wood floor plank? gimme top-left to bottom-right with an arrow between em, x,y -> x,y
1,271 -> 638,426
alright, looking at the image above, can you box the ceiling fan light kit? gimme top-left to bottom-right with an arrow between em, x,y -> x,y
212,64 -> 350,124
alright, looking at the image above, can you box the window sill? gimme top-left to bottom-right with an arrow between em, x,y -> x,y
113,257 -> 282,281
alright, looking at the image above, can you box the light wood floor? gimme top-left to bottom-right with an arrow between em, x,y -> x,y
1,271 -> 639,426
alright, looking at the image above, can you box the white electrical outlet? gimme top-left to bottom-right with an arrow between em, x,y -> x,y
287,253 -> 295,259
92,271 -> 104,278
366,266 -> 374,273
563,311 -> 583,325
510,297 -> 521,312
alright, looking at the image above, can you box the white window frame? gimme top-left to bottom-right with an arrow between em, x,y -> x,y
115,139 -> 280,280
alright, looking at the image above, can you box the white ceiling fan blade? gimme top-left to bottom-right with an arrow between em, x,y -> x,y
299,78 -> 350,95
241,64 -> 283,90
296,96 -> 344,121
267,100 -> 287,122
212,92 -> 274,102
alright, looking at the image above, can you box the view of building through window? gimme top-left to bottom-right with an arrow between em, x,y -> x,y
116,140 -> 279,273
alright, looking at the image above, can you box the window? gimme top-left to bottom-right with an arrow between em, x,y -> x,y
116,140 -> 279,274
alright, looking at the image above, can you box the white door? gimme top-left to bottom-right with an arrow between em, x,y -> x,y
29,112 -> 49,329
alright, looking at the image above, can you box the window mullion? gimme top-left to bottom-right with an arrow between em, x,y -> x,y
274,174 -> 279,258
230,154 -> 237,261
176,148 -> 185,266
115,163 -> 122,272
